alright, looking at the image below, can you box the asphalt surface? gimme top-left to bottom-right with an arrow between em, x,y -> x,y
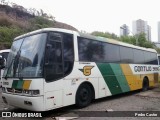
0,87 -> 160,120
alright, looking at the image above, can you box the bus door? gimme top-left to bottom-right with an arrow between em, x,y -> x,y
44,32 -> 64,109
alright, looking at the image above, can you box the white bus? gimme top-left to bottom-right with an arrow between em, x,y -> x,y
0,49 -> 10,87
0,28 -> 159,111
158,54 -> 160,64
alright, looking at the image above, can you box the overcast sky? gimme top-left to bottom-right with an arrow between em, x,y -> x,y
7,0 -> 160,42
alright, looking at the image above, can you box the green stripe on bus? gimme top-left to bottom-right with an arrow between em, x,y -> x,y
12,80 -> 18,89
97,63 -> 122,95
16,80 -> 24,89
110,64 -> 130,92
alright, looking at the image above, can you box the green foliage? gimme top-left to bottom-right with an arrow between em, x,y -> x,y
91,31 -> 119,40
29,16 -> 54,31
120,33 -> 155,49
0,15 -> 55,49
0,26 -> 25,49
120,35 -> 136,45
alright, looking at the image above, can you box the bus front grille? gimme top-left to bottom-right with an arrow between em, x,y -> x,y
6,88 -> 23,94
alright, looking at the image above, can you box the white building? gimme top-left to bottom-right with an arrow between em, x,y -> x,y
147,25 -> 151,42
132,19 -> 151,41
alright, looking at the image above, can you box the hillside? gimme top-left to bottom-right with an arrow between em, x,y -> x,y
0,4 -> 77,49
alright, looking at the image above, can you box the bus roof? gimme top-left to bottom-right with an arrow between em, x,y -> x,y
0,49 -> 10,53
78,32 -> 157,53
14,28 -> 157,53
14,28 -> 74,40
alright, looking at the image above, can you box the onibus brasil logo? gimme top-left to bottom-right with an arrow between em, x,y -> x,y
79,66 -> 94,76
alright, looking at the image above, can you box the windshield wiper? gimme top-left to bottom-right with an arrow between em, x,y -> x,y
4,58 -> 15,80
4,50 -> 21,80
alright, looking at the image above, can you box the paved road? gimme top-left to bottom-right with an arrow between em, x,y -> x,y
0,87 -> 160,120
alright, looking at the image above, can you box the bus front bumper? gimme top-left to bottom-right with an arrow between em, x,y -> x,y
2,93 -> 44,111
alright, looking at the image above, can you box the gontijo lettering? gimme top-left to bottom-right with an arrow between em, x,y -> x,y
134,66 -> 152,72
134,66 -> 160,72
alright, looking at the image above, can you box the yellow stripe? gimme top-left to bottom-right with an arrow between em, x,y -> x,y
23,80 -> 31,90
120,64 -> 142,91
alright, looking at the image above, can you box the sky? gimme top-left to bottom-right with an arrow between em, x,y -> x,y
6,0 -> 160,42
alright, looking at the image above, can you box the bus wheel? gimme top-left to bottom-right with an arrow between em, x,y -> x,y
142,78 -> 149,91
76,83 -> 92,108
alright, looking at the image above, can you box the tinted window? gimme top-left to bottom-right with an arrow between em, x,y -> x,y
150,53 -> 158,65
63,33 -> 74,75
45,32 -> 63,81
143,51 -> 158,65
78,36 -> 157,65
45,32 -> 74,82
2,52 -> 9,60
144,51 -> 151,64
120,46 -> 133,63
78,37 -> 102,61
158,56 -> 160,65
102,43 -> 120,62
91,41 -> 102,61
78,38 -> 90,61
133,49 -> 145,64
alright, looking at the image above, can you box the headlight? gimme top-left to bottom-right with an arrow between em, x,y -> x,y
22,90 -> 40,96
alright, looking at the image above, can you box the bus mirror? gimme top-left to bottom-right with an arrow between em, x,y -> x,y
0,56 -> 5,69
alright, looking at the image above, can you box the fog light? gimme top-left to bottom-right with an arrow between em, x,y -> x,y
24,101 -> 32,106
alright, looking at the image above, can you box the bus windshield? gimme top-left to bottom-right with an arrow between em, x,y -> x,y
3,33 -> 47,78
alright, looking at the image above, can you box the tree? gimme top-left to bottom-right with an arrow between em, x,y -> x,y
91,31 -> 119,40
29,16 -> 54,30
120,33 -> 155,49
0,26 -> 25,48
120,35 -> 136,45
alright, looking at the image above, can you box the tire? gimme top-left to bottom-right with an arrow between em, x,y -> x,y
142,78 -> 149,91
76,83 -> 93,108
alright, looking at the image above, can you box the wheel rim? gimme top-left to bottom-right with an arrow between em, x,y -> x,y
79,88 -> 89,102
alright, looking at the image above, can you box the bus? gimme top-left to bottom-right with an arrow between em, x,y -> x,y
0,28 -> 159,111
0,49 -> 10,87
158,54 -> 160,64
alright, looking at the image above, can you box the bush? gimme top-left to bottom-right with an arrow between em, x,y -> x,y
0,27 -> 25,48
